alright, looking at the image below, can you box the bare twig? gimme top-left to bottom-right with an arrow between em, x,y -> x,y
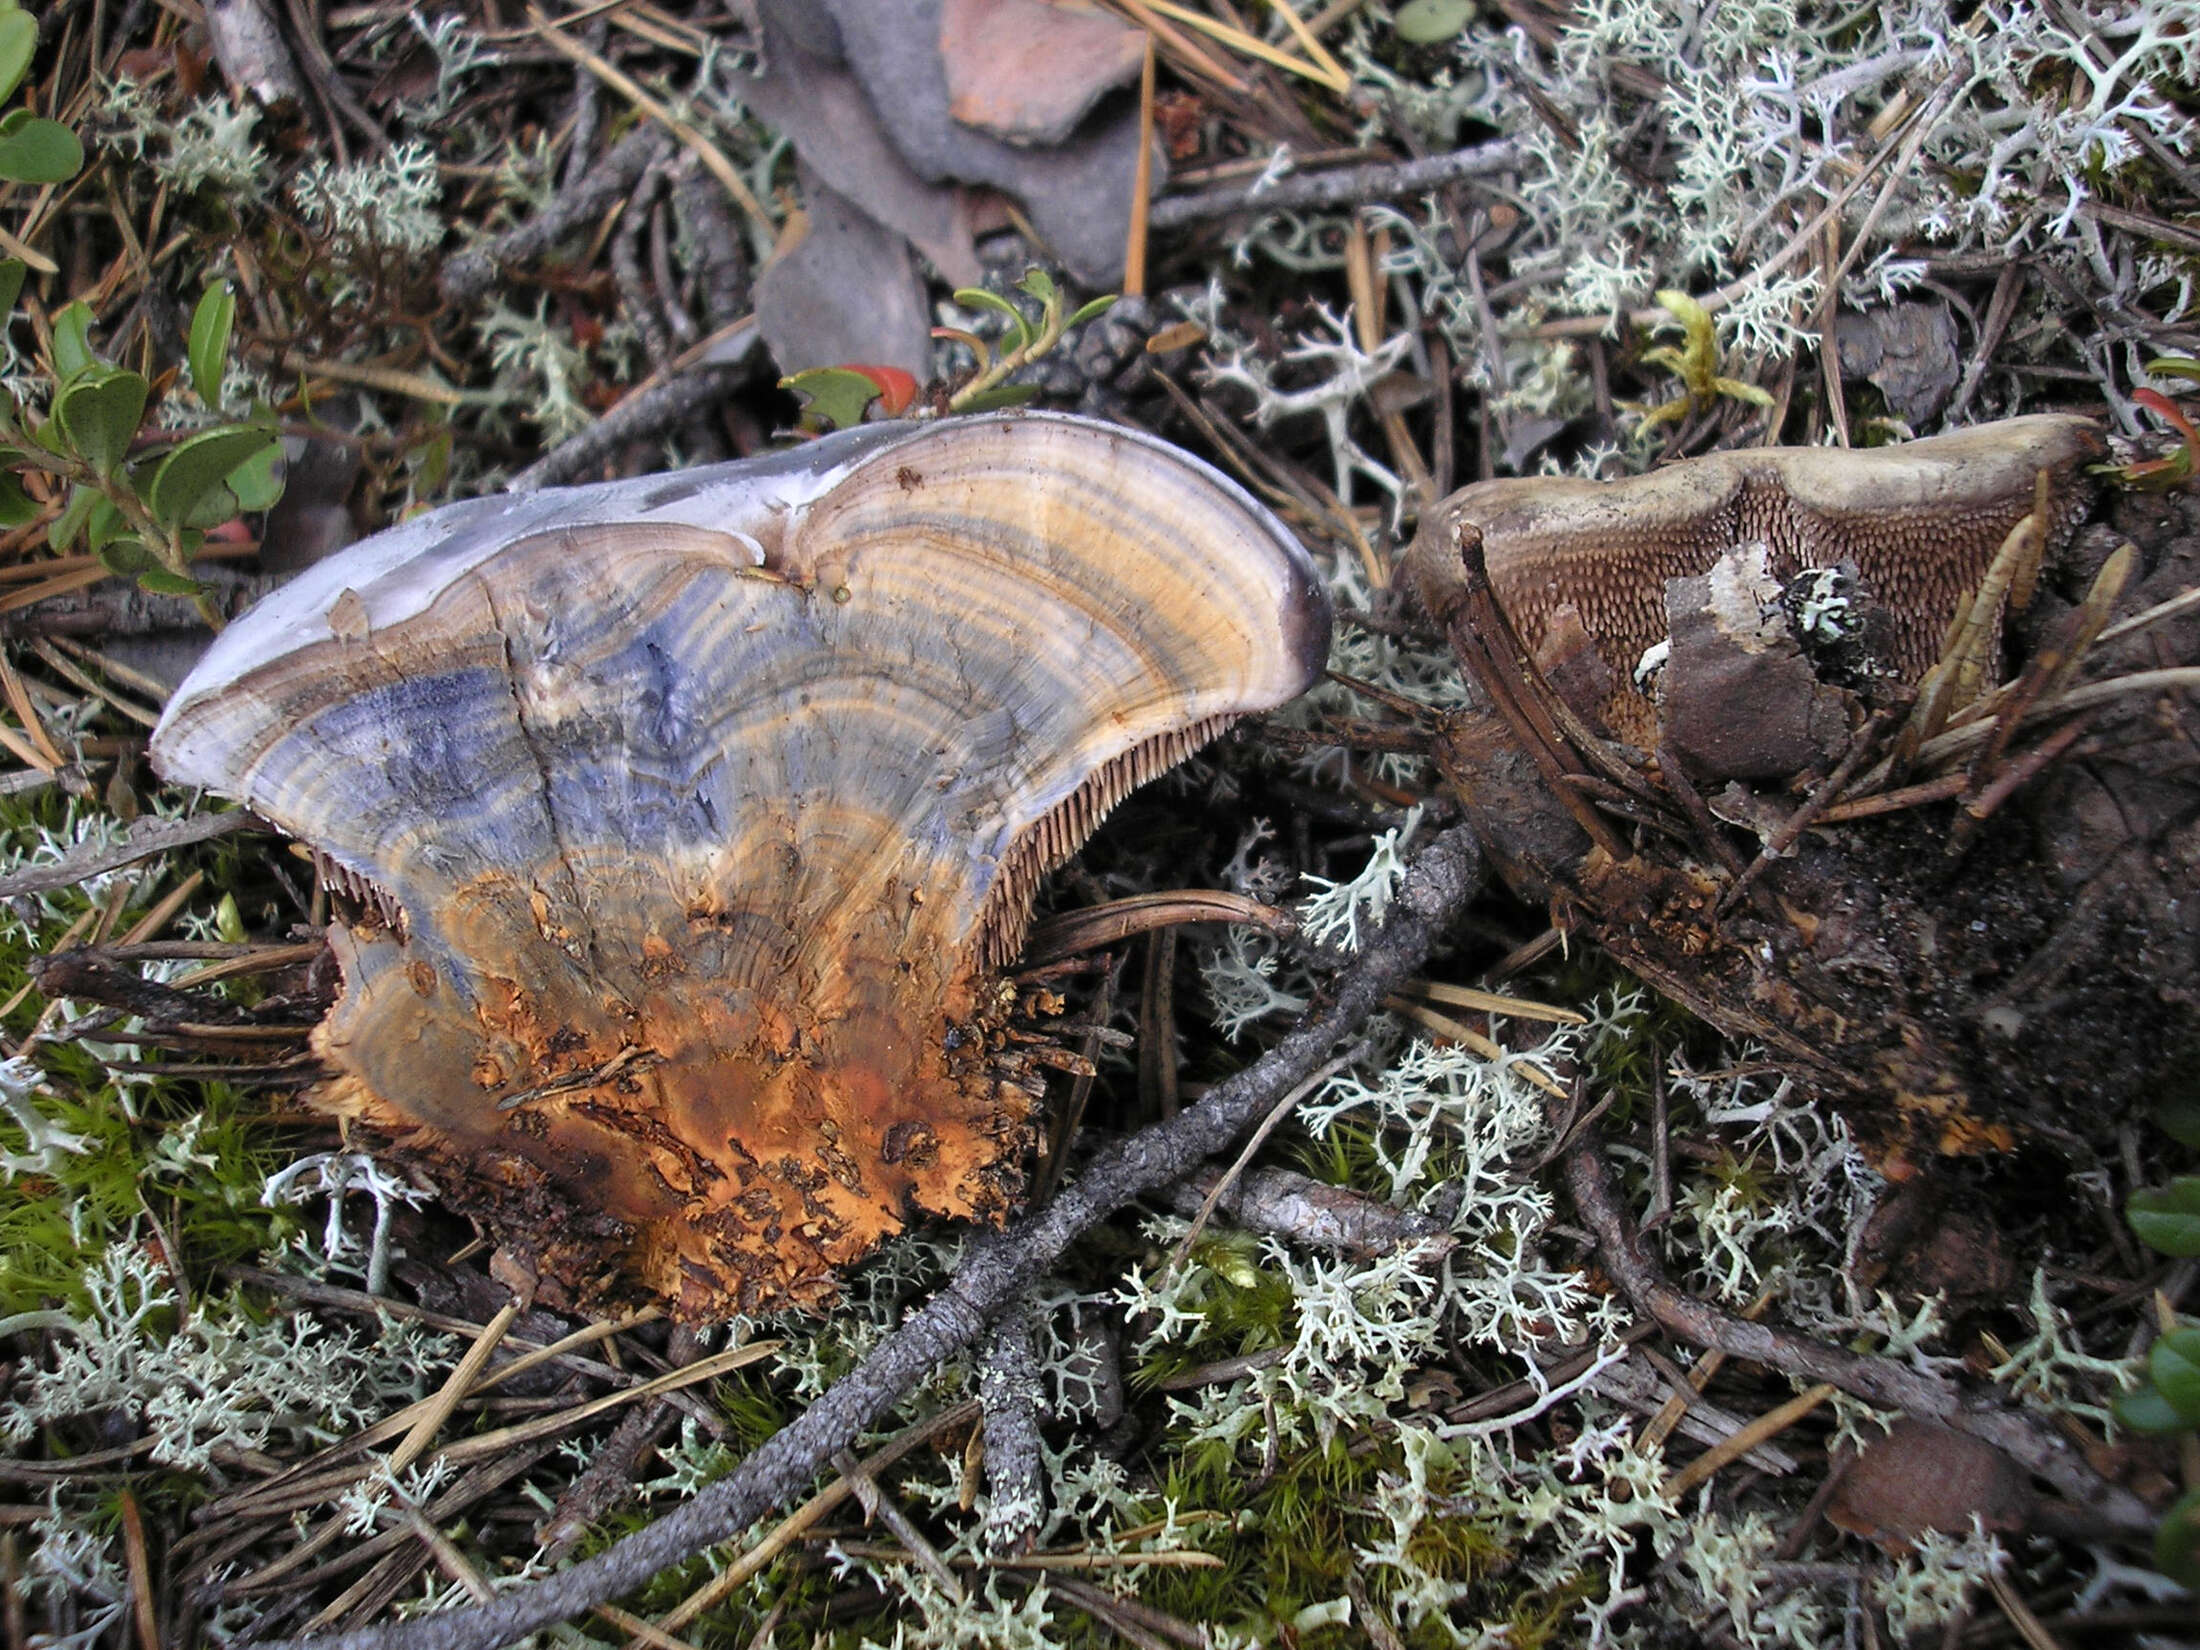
440,126 -> 674,305
1148,141 -> 1525,229
1559,1123 -> 2154,1533
977,1308 -> 1046,1556
505,320 -> 759,492
0,812 -> 254,900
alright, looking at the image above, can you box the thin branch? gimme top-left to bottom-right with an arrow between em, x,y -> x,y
1559,1123 -> 2155,1534
1147,141 -> 1524,229
440,126 -> 675,305
0,811 -> 254,900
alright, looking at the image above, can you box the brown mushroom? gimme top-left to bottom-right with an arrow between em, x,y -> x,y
1394,415 -> 2200,1156
1406,415 -> 2107,747
152,412 -> 1330,1317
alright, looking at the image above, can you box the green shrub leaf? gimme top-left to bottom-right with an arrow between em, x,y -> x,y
2158,1486 -> 2200,1590
780,366 -> 886,433
82,494 -> 129,552
0,470 -> 34,527
53,367 -> 148,476
0,9 -> 35,105
2113,1383 -> 2193,1434
0,256 -> 24,319
45,482 -> 95,551
226,438 -> 284,512
2150,1327 -> 2200,1420
2129,1176 -> 2200,1257
955,384 -> 1039,413
952,288 -> 1033,353
188,283 -> 237,409
146,424 -> 276,528
135,567 -> 204,597
2155,1089 -> 2200,1149
94,535 -> 158,578
49,299 -> 96,384
0,112 -> 84,185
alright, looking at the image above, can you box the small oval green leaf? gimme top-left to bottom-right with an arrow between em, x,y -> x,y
2155,1089 -> 2200,1149
0,471 -> 34,528
49,300 -> 97,384
188,283 -> 236,409
53,367 -> 149,476
45,481 -> 96,551
226,439 -> 284,513
146,424 -> 276,528
952,287 -> 1033,352
2150,1327 -> 2200,1420
0,115 -> 84,185
83,494 -> 128,553
2113,1383 -> 2193,1434
2157,1486 -> 2200,1590
779,366 -> 886,433
0,10 -> 35,106
136,567 -> 205,597
956,383 -> 1040,414
1065,295 -> 1118,329
0,256 -> 24,320
2130,1176 -> 2200,1258
94,535 -> 157,578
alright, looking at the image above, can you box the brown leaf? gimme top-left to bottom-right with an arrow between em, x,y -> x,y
940,0 -> 1145,146
1828,1420 -> 2033,1551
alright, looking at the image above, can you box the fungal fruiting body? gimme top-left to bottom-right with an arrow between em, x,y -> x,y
153,413 -> 1330,1316
1407,415 -> 2107,747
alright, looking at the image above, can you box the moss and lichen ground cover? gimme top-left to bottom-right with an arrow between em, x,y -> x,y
3,1 -> 2199,1645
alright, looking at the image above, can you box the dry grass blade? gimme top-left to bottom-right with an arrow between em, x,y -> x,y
388,1301 -> 523,1477
1023,889 -> 1295,968
273,353 -> 466,404
631,1400 -> 982,1646
428,1340 -> 781,1467
232,1340 -> 778,1595
1661,1382 -> 1835,1498
1125,32 -> 1156,299
1103,0 -> 1253,93
1388,998 -> 1568,1098
2093,578 -> 2200,650
1636,1288 -> 1776,1455
1987,1569 -> 2071,1650
0,652 -> 67,770
1392,977 -> 1587,1026
1906,666 -> 2200,774
1947,469 -> 2051,711
26,638 -> 160,728
2043,544 -> 2140,700
1132,0 -> 1348,90
196,1309 -> 661,1527
116,1488 -> 158,1650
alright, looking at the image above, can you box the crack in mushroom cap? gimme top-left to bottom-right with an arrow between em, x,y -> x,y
1405,416 -> 2106,744
153,412 -> 1330,1316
